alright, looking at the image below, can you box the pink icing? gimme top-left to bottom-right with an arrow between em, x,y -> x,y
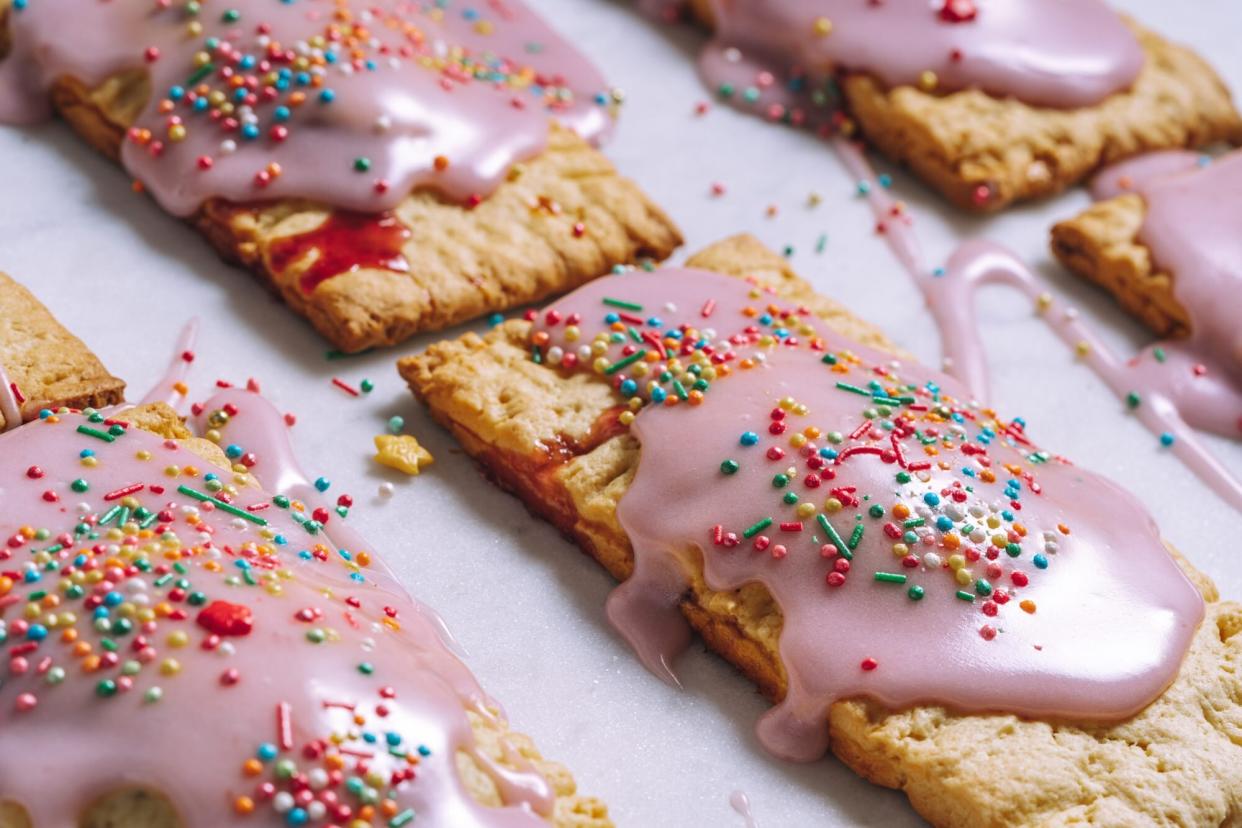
831,140 -> 1242,510
696,0 -> 1143,118
0,392 -> 556,826
0,357 -> 21,432
0,0 -> 612,216
532,267 -> 1203,762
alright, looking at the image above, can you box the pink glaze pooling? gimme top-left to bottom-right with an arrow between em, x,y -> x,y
0,395 -> 554,826
832,140 -> 1242,511
0,0 -> 612,216
533,268 -> 1203,762
699,0 -> 1142,114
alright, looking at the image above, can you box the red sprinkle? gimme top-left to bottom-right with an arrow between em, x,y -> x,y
196,601 -> 255,637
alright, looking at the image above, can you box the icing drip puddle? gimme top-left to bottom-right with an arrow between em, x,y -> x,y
0,357 -> 555,825
0,0 -> 614,215
532,268 -> 1203,762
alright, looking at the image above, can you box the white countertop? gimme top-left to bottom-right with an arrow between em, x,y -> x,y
1,1 -> 1239,824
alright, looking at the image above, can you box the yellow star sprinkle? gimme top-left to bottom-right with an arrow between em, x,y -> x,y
373,435 -> 435,476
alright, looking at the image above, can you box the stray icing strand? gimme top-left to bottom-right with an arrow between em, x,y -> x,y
0,0 -> 612,215
834,140 -> 1242,511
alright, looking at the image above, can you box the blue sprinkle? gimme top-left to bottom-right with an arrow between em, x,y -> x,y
932,266 -> 946,278
878,173 -> 892,188
79,449 -> 95,459
167,85 -> 185,101
1033,554 -> 1049,569
314,477 -> 331,492
604,313 -> 620,324
923,492 -> 940,507
286,808 -> 308,826
104,591 -> 123,607
487,312 -> 504,327
225,444 -> 243,459
739,431 -> 759,446
935,516 -> 953,532
241,123 -> 260,140
26,624 -> 47,642
318,89 -> 336,103
619,379 -> 638,396
1159,432 -> 1175,447
257,743 -> 278,761
193,97 -> 209,112
650,387 -> 667,404
386,732 -> 402,746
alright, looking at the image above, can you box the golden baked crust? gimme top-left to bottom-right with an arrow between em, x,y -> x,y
1050,191 -> 1189,339
399,234 -> 1242,827
0,3 -> 682,352
686,0 -> 1241,212
0,273 -> 126,430
0,402 -> 611,828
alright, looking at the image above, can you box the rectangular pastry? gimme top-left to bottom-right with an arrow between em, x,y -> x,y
400,235 -> 1241,825
1050,149 -> 1242,437
0,272 -> 125,432
0,0 -> 682,352
0,392 -> 611,828
682,0 -> 1242,211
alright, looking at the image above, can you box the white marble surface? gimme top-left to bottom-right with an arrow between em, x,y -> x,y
1,1 -> 1239,824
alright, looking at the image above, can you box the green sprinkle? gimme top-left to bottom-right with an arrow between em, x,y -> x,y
955,590 -> 975,602
70,479 -> 89,493
743,517 -> 773,539
185,62 -> 214,86
975,579 -> 993,596
816,513 -> 851,559
99,505 -> 122,526
821,353 -> 837,366
847,523 -> 864,550
360,379 -> 374,393
871,395 -> 903,407
177,485 -> 268,526
602,297 -> 643,312
387,416 -> 404,434
902,518 -> 925,529
627,326 -> 643,343
145,687 -> 163,704
1125,391 -> 1141,409
1154,347 -> 1166,363
531,345 -> 542,365
815,233 -> 828,254
306,628 -> 326,644
389,810 -> 417,828
604,349 -> 646,375
353,157 -> 372,172
772,474 -> 789,488
868,504 -> 884,518
95,679 -> 118,698
834,382 -> 869,396
907,585 -> 925,601
76,425 -> 115,443
782,491 -> 798,505
874,572 -> 907,584
358,662 -> 375,675
895,471 -> 911,484
672,379 -> 689,400
720,459 -> 739,475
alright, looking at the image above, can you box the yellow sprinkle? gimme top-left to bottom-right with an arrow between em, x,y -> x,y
919,70 -> 938,91
373,435 -> 435,476
812,16 -> 833,35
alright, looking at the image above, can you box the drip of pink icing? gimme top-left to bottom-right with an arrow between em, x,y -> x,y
698,0 -> 1142,113
0,394 -> 554,825
831,140 -> 1242,510
0,0 -> 611,216
138,319 -> 200,412
533,268 -> 1203,762
729,790 -> 758,828
0,357 -> 21,432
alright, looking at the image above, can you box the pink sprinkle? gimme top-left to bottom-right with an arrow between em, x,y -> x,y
14,693 -> 37,713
